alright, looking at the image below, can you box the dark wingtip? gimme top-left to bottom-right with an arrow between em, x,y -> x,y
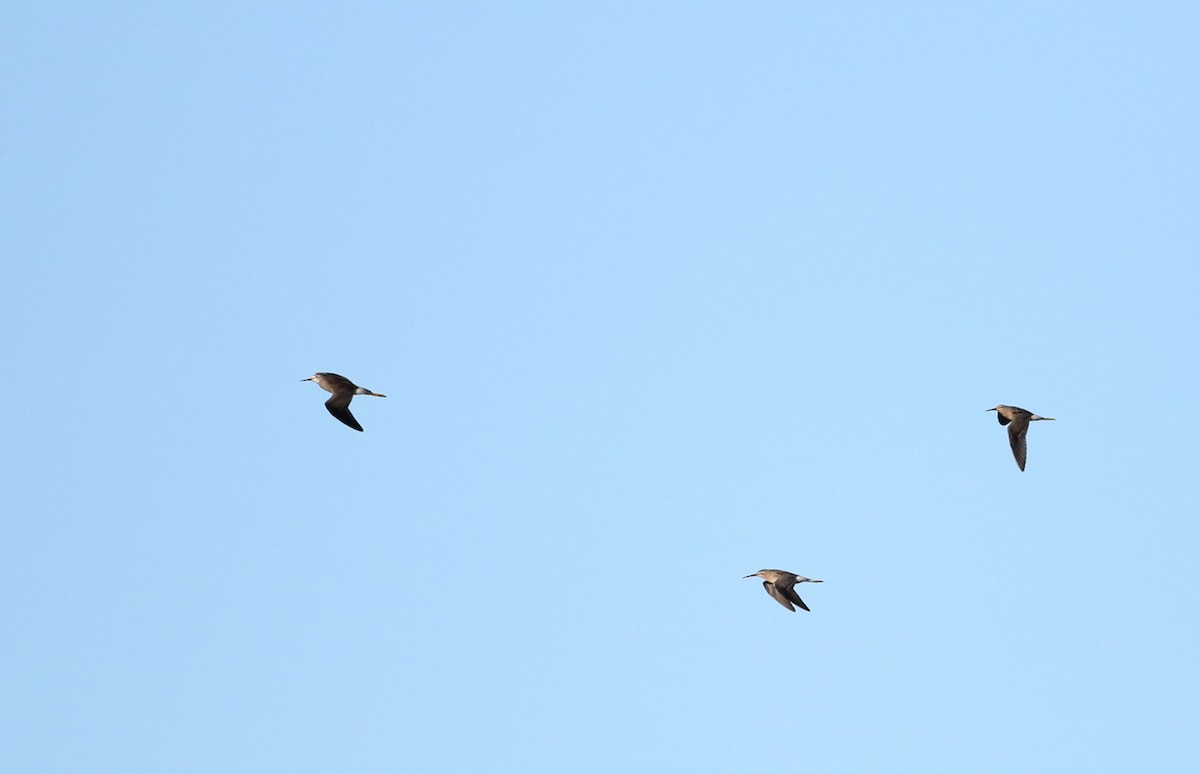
325,404 -> 365,432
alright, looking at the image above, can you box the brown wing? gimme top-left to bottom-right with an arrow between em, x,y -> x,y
764,581 -> 796,612
779,582 -> 811,612
325,393 -> 364,431
1007,417 -> 1028,471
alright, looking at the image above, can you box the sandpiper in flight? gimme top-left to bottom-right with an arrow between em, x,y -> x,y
987,404 -> 1055,471
303,373 -> 386,431
744,569 -> 824,612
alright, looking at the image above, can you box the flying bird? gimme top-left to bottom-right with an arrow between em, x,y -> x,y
744,569 -> 824,612
987,404 -> 1055,471
303,372 -> 386,431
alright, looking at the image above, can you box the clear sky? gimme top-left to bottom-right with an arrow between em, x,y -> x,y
4,2 -> 1198,771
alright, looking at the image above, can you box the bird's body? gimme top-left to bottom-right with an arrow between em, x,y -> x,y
987,404 -> 1054,471
744,569 -> 823,612
303,372 -> 386,431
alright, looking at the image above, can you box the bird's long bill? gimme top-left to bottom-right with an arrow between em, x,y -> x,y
742,574 -> 756,578
301,377 -> 313,381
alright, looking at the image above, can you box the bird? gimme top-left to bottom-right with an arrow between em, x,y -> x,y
744,569 -> 824,612
302,372 -> 386,431
987,404 -> 1055,471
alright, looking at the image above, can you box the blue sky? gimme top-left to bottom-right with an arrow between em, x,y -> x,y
4,2 -> 1199,771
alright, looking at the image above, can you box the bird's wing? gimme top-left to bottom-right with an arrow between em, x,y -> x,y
1007,418 -> 1028,471
996,411 -> 1011,426
764,581 -> 796,612
325,393 -> 364,431
780,583 -> 811,612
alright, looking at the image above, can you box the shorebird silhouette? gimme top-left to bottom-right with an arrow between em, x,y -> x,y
744,569 -> 824,612
987,404 -> 1055,471
303,373 -> 386,431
